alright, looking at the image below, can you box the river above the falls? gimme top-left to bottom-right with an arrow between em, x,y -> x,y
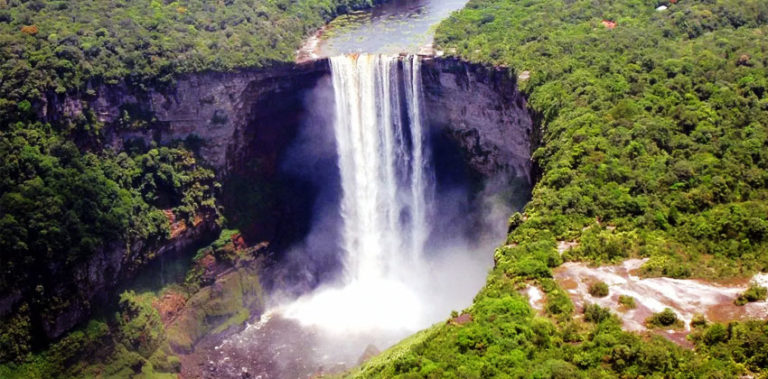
298,0 -> 468,61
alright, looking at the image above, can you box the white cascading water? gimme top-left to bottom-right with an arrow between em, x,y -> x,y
333,54 -> 432,276
283,54 -> 436,334
214,53 -> 501,375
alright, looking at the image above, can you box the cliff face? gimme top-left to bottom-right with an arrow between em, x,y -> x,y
23,55 -> 534,342
421,57 -> 533,181
16,62 -> 326,342
45,60 -> 329,176
0,208 -> 219,342
41,209 -> 220,340
45,57 -> 531,181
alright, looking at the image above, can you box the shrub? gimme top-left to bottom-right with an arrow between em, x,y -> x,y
535,359 -> 582,379
508,212 -> 524,232
646,308 -> 682,328
588,281 -> 609,297
0,304 -> 32,363
584,303 -> 612,323
545,288 -> 574,317
690,313 -> 708,329
618,295 -> 636,309
117,291 -> 165,358
512,257 -> 551,279
703,323 -> 729,345
734,282 -> 767,306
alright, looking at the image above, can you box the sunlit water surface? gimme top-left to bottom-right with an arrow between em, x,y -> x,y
300,0 -> 468,59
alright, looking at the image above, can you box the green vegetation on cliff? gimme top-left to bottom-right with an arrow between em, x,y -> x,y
0,292 -> 177,379
0,0 -> 381,118
0,0 -> 382,365
0,124 -> 217,362
0,229 -> 264,378
354,0 -> 768,377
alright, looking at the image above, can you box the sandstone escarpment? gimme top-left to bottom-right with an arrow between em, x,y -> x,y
45,60 -> 328,176
24,55 -> 535,343
421,57 -> 533,180
45,57 -> 533,182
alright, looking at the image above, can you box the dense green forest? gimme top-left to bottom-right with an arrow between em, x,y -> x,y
0,0 -> 382,367
2,0 -> 768,377
0,123 -> 218,362
0,0 -> 380,116
355,0 -> 768,377
439,0 -> 768,280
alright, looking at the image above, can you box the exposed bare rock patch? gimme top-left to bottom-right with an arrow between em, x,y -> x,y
554,259 -> 768,346
523,285 -> 546,313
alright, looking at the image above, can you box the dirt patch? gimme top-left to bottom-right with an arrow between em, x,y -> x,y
153,290 -> 188,325
451,313 -> 473,325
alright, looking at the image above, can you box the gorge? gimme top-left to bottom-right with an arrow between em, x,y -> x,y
17,34 -> 535,378
4,0 -> 767,377
202,53 -> 532,377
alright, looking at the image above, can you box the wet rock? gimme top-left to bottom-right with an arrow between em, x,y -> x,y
554,259 -> 768,346
167,265 -> 264,353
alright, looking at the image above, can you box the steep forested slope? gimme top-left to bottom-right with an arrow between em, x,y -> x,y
354,0 -> 768,377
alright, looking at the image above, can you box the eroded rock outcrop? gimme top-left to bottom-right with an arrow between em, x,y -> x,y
422,57 -> 534,180
167,264 -> 265,353
44,60 -> 328,176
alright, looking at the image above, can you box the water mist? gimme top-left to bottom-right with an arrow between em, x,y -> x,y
212,54 -> 518,376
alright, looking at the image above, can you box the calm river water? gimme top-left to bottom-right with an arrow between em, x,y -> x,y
301,0 -> 468,59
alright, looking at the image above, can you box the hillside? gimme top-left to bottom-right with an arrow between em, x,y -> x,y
353,0 -> 768,377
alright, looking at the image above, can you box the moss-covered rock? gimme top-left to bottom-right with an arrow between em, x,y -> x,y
167,266 -> 264,353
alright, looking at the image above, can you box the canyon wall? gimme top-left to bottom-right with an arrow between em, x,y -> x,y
45,57 -> 532,181
421,57 -> 533,181
42,209 -> 219,339
43,60 -> 329,175
23,55 -> 534,341
17,62 -> 328,341
0,206 -> 219,340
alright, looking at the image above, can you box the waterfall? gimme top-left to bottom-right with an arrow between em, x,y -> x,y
219,53 -> 499,374
330,54 -> 434,282
282,54 -> 435,333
